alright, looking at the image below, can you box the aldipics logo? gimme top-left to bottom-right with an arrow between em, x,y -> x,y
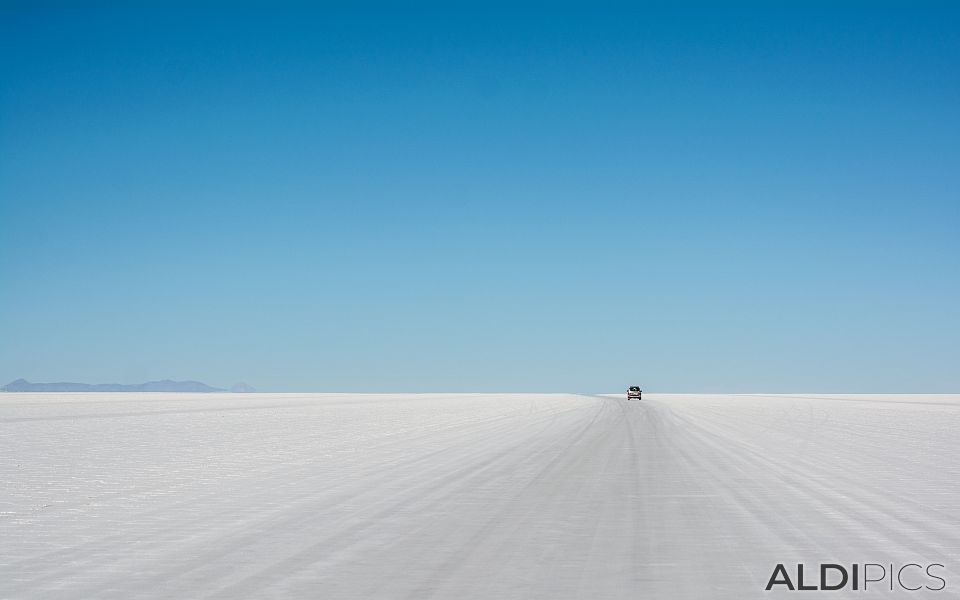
765,563 -> 947,592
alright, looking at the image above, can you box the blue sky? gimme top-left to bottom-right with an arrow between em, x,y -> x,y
1,2 -> 958,392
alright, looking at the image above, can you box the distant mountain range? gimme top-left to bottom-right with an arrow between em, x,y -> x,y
1,379 -> 255,393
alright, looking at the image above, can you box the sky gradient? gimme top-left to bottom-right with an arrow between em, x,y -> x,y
2,2 -> 958,392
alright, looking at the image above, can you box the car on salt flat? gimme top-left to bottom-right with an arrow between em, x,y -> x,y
627,386 -> 642,400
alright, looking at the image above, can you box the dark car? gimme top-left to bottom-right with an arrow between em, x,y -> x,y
627,386 -> 642,400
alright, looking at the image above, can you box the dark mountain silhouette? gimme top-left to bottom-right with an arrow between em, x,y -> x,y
2,379 -> 227,392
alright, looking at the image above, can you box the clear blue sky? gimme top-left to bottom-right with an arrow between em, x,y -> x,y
2,2 -> 958,392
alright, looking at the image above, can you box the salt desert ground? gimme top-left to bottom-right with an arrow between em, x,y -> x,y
2,392 -> 959,599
